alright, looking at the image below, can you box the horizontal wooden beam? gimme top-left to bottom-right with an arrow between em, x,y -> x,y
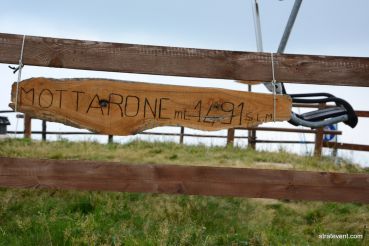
7,126 -> 342,137
7,130 -> 235,139
355,111 -> 369,118
0,157 -> 368,203
1,33 -> 369,86
255,140 -> 315,144
323,142 -> 369,152
239,126 -> 342,135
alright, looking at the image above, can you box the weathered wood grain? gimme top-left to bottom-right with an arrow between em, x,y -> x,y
1,33 -> 369,86
9,78 -> 292,135
323,142 -> 369,152
355,111 -> 369,118
0,157 -> 368,203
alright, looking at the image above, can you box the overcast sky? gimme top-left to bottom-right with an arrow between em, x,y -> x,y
1,0 -> 368,165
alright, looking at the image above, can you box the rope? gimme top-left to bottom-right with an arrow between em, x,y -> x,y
13,35 -> 26,136
270,52 -> 277,122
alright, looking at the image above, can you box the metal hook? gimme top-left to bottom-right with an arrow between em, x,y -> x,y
8,64 -> 24,74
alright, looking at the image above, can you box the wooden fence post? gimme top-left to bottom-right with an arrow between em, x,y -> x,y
227,129 -> 235,146
41,120 -> 47,141
314,103 -> 325,157
247,84 -> 256,149
108,135 -> 113,144
179,127 -> 185,144
23,114 -> 31,139
248,130 -> 257,149
314,128 -> 324,157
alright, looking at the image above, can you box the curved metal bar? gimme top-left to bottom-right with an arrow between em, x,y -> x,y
290,113 -> 348,129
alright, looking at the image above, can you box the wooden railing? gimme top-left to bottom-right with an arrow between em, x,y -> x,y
1,33 -> 369,203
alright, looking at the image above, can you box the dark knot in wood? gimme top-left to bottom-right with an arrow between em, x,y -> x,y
48,56 -> 64,68
99,99 -> 109,107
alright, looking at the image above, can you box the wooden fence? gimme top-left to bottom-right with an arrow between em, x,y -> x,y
1,33 -> 369,203
2,106 -> 368,157
1,110 -> 339,154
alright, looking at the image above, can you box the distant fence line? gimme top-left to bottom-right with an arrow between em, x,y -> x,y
1,104 -> 369,157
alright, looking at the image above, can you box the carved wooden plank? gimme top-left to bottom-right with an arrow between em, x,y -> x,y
1,33 -> 369,86
0,157 -> 368,203
9,78 -> 291,135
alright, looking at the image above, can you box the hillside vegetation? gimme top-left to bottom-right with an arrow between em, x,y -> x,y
0,139 -> 368,245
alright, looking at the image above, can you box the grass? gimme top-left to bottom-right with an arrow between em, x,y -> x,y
0,138 -> 368,245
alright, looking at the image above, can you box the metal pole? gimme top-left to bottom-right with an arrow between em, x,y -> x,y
252,0 -> 263,52
248,0 -> 265,149
257,0 -> 303,94
252,0 -> 279,94
277,0 -> 303,53
276,0 -> 306,152
42,120 -> 47,141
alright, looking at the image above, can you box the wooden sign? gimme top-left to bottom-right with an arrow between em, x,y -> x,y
10,78 -> 292,135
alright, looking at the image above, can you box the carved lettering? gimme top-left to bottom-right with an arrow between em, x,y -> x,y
108,93 -> 124,117
159,98 -> 170,119
221,102 -> 235,124
144,98 -> 157,118
38,89 -> 53,108
86,94 -> 104,115
55,89 -> 67,108
125,96 -> 140,117
174,110 -> 183,119
265,113 -> 273,121
72,91 -> 85,112
246,112 -> 253,121
20,87 -> 35,106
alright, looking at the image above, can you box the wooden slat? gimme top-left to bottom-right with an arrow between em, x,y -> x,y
355,111 -> 369,118
7,130 -> 235,139
1,33 -> 369,86
323,142 -> 369,152
255,140 -> 315,144
239,126 -> 342,135
0,157 -> 368,203
6,126 -> 343,136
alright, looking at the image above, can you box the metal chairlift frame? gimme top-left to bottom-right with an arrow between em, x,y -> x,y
251,0 -> 358,128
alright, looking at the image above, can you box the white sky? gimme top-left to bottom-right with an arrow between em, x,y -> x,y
1,0 -> 368,166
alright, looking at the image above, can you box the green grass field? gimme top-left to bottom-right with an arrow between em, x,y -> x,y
0,138 -> 368,245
